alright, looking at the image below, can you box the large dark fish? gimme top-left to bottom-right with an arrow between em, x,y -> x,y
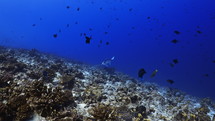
138,68 -> 146,78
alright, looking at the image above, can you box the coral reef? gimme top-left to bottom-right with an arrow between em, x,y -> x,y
0,46 -> 214,121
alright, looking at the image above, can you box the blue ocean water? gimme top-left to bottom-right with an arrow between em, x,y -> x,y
0,0 -> 215,100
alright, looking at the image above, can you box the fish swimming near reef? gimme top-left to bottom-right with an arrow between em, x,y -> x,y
150,69 -> 158,78
167,79 -> 174,84
101,56 -> 115,67
138,68 -> 146,78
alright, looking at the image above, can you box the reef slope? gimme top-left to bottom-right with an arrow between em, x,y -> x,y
0,46 -> 214,121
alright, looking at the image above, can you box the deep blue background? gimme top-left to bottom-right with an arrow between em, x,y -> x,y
0,0 -> 215,100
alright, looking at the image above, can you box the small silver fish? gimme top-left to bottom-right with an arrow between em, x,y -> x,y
101,56 -> 115,67
150,69 -> 158,78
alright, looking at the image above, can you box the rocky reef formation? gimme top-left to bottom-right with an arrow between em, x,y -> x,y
0,46 -> 214,121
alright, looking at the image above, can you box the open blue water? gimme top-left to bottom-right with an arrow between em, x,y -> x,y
0,0 -> 215,100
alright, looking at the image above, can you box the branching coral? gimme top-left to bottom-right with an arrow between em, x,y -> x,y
42,68 -> 56,82
88,103 -> 118,121
27,81 -> 76,118
0,73 -> 13,88
60,75 -> 76,89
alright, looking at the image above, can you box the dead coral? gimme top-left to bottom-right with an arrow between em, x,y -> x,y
0,79 -> 77,121
0,88 -> 33,121
51,109 -> 83,121
15,104 -> 33,121
64,68 -> 85,79
0,54 -> 7,63
130,95 -> 141,104
0,73 -> 13,88
26,80 -> 47,97
88,103 -> 118,121
60,74 -> 76,89
28,48 -> 39,57
173,105 -> 211,121
42,68 -> 56,82
27,81 -> 76,118
7,95 -> 27,110
1,59 -> 27,73
82,84 -> 103,104
0,102 -> 13,121
26,71 -> 42,79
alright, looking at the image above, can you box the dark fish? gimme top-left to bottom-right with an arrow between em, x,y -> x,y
67,24 -> 70,27
32,24 -> 36,27
150,69 -> 158,78
77,7 -> 80,11
171,39 -> 179,44
204,74 -> 209,77
85,36 -> 92,44
173,59 -> 179,64
174,30 -> 180,35
129,8 -> 133,11
66,6 -> 70,9
167,79 -> 174,84
104,32 -> 108,34
169,63 -> 174,67
106,42 -> 109,45
89,28 -> 93,31
212,60 -> 215,63
53,34 -> 58,38
147,16 -> 151,19
196,30 -> 202,34
138,68 -> 146,78
100,40 -> 102,43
